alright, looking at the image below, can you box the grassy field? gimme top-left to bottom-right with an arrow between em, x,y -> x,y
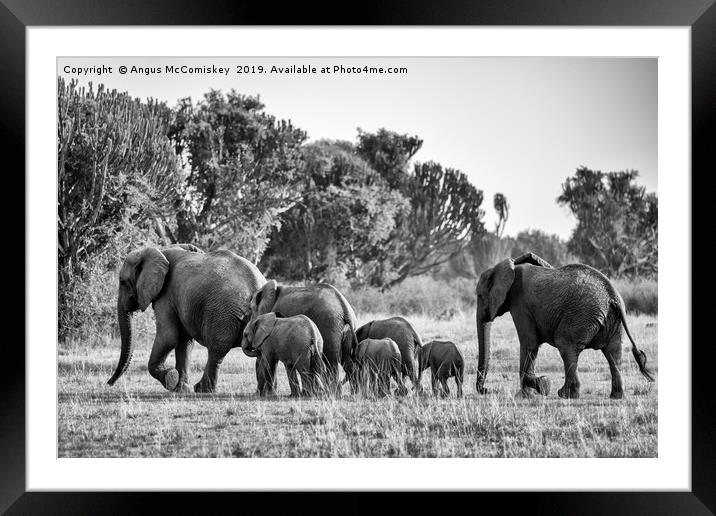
58,311 -> 657,458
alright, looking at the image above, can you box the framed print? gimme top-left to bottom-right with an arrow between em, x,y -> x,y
5,0 -> 713,513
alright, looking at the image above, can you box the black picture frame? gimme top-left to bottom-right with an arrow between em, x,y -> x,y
4,1 -> 711,513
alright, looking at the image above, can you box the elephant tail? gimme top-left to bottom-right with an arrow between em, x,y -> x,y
341,321 -> 359,363
615,301 -> 656,382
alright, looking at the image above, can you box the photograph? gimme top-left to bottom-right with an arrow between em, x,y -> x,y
56,56 -> 658,458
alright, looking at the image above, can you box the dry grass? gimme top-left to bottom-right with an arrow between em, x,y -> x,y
58,311 -> 657,457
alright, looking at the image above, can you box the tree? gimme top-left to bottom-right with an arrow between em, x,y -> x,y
355,129 -> 487,286
355,128 -> 423,189
57,78 -> 183,337
260,140 -> 407,285
386,161 -> 486,285
57,78 -> 182,283
169,89 -> 307,262
557,166 -> 657,278
493,193 -> 509,237
464,193 -> 513,277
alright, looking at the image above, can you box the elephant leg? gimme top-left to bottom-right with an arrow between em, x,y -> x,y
557,344 -> 582,399
431,371 -> 440,396
322,345 -> 341,396
256,357 -> 277,397
195,348 -> 226,393
256,358 -> 269,396
519,345 -> 550,396
403,353 -> 422,394
287,364 -> 302,397
300,371 -> 314,397
173,338 -> 194,393
455,370 -> 464,398
381,371 -> 392,397
603,336 -> 624,399
148,333 -> 179,391
440,378 -> 450,398
515,315 -> 550,396
395,367 -> 409,396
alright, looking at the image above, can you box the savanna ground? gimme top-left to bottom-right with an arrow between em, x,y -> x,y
58,307 -> 657,458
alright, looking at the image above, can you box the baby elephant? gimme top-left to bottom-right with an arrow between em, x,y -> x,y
417,340 -> 465,397
241,312 -> 325,397
355,338 -> 403,397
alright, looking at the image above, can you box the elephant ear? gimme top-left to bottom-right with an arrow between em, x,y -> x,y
135,247 -> 170,311
513,252 -> 553,268
253,313 -> 277,351
355,321 -> 373,342
487,258 -> 515,320
254,280 -> 278,316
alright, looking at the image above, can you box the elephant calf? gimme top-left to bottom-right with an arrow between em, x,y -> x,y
241,312 -> 325,397
356,317 -> 423,395
417,340 -> 465,397
355,338 -> 404,397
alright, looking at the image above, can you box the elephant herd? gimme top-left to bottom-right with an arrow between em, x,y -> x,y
107,245 -> 655,400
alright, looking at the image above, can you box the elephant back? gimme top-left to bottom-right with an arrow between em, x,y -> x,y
171,250 -> 266,344
271,283 -> 356,367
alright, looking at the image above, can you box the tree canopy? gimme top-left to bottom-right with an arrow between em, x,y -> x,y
558,166 -> 657,278
169,89 -> 307,261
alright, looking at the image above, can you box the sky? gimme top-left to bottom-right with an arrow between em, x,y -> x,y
58,57 -> 657,240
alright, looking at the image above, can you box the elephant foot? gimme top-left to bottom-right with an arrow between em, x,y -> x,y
610,390 -> 624,400
557,384 -> 580,399
164,369 -> 179,391
194,378 -> 216,393
476,384 -> 489,395
174,381 -> 193,394
515,387 -> 535,399
536,376 -> 551,396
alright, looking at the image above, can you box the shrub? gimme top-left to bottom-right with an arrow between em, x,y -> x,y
613,278 -> 658,315
345,275 -> 475,320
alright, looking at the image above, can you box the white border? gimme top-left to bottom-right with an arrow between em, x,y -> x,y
28,27 -> 690,491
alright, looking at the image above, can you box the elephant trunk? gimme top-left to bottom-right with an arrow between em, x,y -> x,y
241,337 -> 261,358
476,319 -> 491,394
108,302 -> 134,386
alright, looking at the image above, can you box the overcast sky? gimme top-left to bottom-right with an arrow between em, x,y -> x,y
59,57 -> 657,240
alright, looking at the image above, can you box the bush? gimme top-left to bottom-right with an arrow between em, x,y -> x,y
345,276 -> 475,320
613,278 -> 658,315
59,225 -> 162,342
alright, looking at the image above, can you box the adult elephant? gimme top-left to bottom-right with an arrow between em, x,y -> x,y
107,244 -> 266,393
249,280 -> 359,393
475,252 -> 655,399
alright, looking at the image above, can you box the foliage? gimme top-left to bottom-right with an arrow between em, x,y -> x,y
57,78 -> 182,338
260,140 -> 407,285
356,129 -> 488,286
169,90 -> 307,261
613,278 -> 658,315
265,131 -> 487,288
355,127 -> 423,189
346,275 -> 477,319
387,162 -> 486,285
493,193 -> 509,237
558,167 -> 657,278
